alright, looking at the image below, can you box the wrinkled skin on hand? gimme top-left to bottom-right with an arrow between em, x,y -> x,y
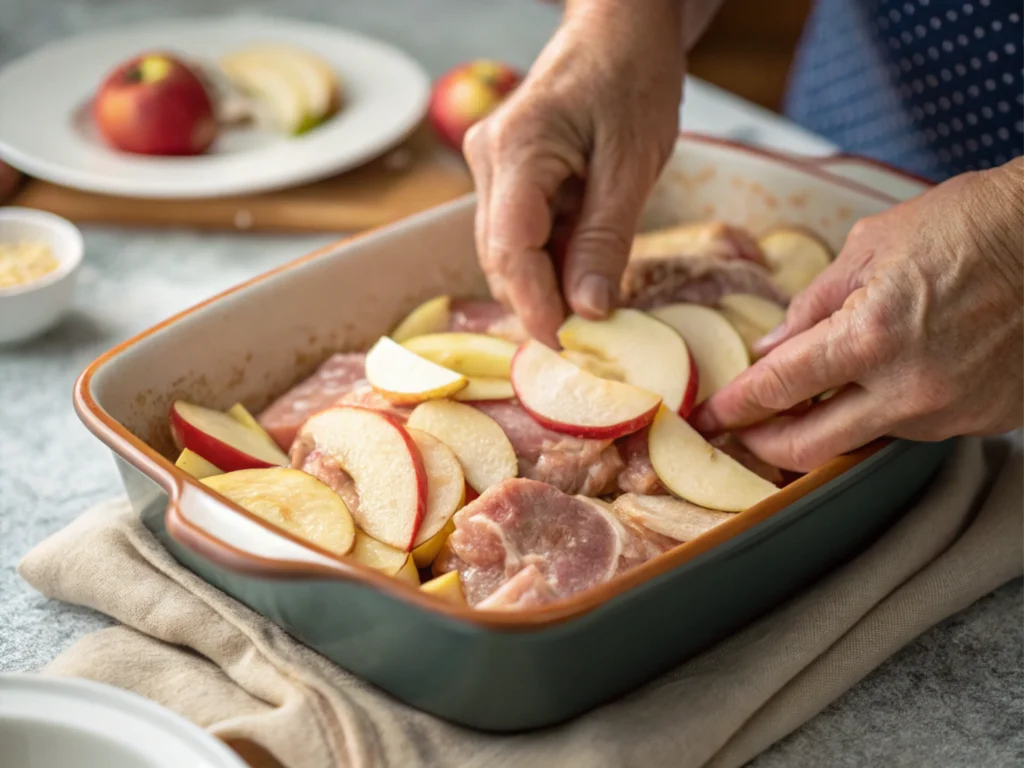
0,161 -> 21,203
694,158 -> 1024,472
464,0 -> 687,345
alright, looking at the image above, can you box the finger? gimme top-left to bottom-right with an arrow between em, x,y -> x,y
753,262 -> 856,356
463,124 -> 507,306
561,144 -> 646,319
487,160 -> 572,345
0,161 -> 22,203
693,296 -> 871,433
734,385 -> 890,472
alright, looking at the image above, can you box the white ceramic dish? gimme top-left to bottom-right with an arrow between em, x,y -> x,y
0,207 -> 82,344
0,16 -> 430,199
0,674 -> 248,768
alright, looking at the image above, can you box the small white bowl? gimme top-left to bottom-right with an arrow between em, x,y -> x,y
0,207 -> 83,344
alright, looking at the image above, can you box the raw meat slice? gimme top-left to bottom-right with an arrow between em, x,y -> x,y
290,443 -> 361,515
257,353 -> 368,449
334,385 -> 413,424
476,565 -> 558,610
709,433 -> 786,486
612,493 -> 734,542
440,478 -> 637,606
473,401 -> 623,496
615,427 -> 666,495
448,299 -> 529,343
622,255 -> 788,310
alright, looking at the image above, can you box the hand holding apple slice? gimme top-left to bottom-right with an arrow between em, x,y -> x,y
511,340 -> 662,439
299,407 -> 427,550
171,400 -> 289,472
203,467 -> 356,556
648,406 -> 778,512
407,428 -> 466,551
557,309 -> 695,414
407,400 -> 518,493
758,227 -> 833,297
365,336 -> 467,404
391,295 -> 451,342
402,333 -> 516,378
650,303 -> 749,404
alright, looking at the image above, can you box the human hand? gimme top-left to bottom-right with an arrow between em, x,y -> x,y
464,0 -> 688,344
0,161 -> 22,203
693,158 -> 1024,472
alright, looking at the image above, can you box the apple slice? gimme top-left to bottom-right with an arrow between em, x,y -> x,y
365,336 -> 467,404
174,448 -> 222,480
402,333 -> 516,378
170,401 -> 289,472
407,428 -> 466,551
420,570 -> 466,606
631,221 -> 766,265
350,531 -> 419,585
717,293 -> 787,357
231,45 -> 341,129
219,52 -> 308,134
452,376 -> 514,402
647,406 -> 778,512
650,303 -> 750,404
561,349 -> 626,381
391,295 -> 451,343
203,468 -> 355,557
511,339 -> 662,439
558,309 -> 694,413
407,400 -> 518,493
758,227 -> 833,297
412,517 -> 456,567
299,407 -> 427,550
227,402 -> 284,447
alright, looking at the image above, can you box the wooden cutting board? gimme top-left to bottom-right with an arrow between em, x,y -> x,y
11,124 -> 474,233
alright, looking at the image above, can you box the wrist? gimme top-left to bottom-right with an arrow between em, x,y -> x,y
972,158 -> 1023,287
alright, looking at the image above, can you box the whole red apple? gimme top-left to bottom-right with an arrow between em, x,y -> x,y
428,60 -> 522,151
93,52 -> 218,156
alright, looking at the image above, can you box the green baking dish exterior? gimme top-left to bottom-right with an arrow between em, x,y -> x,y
114,436 -> 954,732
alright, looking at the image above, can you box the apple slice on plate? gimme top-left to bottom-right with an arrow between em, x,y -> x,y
717,293 -> 787,357
558,309 -> 694,414
407,428 -> 466,553
171,401 -> 289,472
202,467 -> 356,557
365,336 -> 467,404
219,52 -> 308,135
174,448 -> 222,480
391,295 -> 451,343
299,407 -> 427,550
452,377 -> 514,402
351,531 -> 419,585
402,333 -> 516,378
650,303 -> 749,404
511,339 -> 662,439
420,570 -> 466,605
758,227 -> 833,297
407,399 -> 518,494
647,406 -> 778,512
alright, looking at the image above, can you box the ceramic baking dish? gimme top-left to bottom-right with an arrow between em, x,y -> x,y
75,133 -> 953,732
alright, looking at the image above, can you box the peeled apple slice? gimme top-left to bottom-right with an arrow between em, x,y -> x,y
717,293 -> 787,357
175,449 -> 222,480
232,45 -> 340,124
350,531 -> 419,585
412,517 -> 456,567
758,227 -> 833,297
402,333 -> 517,378
391,295 -> 451,343
219,53 -> 308,134
365,336 -> 467,404
170,400 -> 289,472
202,468 -> 356,557
420,570 -> 466,606
452,377 -> 515,402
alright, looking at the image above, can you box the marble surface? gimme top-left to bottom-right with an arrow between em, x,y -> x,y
1,1 -> 1021,766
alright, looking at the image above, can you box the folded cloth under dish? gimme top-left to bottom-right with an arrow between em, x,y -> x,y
17,436 -> 1023,768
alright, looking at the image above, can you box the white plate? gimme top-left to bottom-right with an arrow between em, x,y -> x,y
0,674 -> 249,768
0,16 -> 430,199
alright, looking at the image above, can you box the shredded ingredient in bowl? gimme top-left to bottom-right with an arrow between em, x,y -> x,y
0,241 -> 60,288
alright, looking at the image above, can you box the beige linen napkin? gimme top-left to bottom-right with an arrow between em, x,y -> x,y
18,437 -> 1023,768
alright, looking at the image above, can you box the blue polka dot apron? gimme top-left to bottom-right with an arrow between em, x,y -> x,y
785,0 -> 1023,181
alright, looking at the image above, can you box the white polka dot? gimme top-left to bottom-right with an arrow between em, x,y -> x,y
940,68 -> 953,81
1003,73 -> 1015,85
981,133 -> 993,146
981,105 -> 994,118
952,144 -> 965,158
901,30 -> 914,43
968,84 -> 980,97
1016,120 -> 1024,133
988,51 -> 1000,62
973,26 -> 985,39
913,52 -> 926,65
939,96 -> 951,109
997,127 -> 1010,140
951,117 -> 964,130
1006,43 -> 1018,55
967,112 -> 979,125
938,123 -> 951,137
1010,13 -> 1020,23
997,100 -> 1010,113
966,138 -> 979,151
979,0 -> 990,6
911,105 -> 926,120
985,79 -> 997,92
904,2 -> 915,14
992,19 -> 1003,31
927,46 -> 940,60
921,0 -> 930,5
955,63 -> 967,75
925,102 -> 938,115
957,33 -> 969,45
943,40 -> 956,52
938,148 -> 952,163
891,9 -> 903,22
915,24 -> 927,38
952,90 -> 965,104
970,57 -> 982,69
946,9 -> 958,21
962,2 -> 974,13
978,158 -> 992,169
926,74 -> 939,87
1017,94 -> 1023,106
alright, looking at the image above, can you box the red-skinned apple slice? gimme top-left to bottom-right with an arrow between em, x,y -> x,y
648,406 -> 778,511
406,400 -> 518,493
557,309 -> 693,413
298,406 -> 427,550
365,336 -> 467,404
406,428 -> 466,549
758,227 -> 833,297
170,400 -> 289,472
651,303 -> 749,404
511,340 -> 662,439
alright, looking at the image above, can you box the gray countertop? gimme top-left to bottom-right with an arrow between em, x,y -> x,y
1,1 -> 1021,766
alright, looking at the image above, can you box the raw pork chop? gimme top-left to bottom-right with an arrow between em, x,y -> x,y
473,401 -> 623,496
334,385 -> 412,424
622,255 -> 788,310
291,443 -> 361,514
612,493 -> 734,542
435,478 -> 672,607
448,298 -> 529,343
257,353 -> 368,449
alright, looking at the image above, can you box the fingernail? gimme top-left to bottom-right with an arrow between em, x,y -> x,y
574,274 -> 613,318
752,323 -> 788,356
